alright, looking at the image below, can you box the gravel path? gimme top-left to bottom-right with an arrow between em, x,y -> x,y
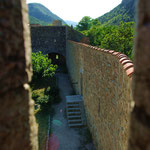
49,73 -> 81,150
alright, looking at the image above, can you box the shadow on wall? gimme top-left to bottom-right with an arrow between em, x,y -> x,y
48,53 -> 66,66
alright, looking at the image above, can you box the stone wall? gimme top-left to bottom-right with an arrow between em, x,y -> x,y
0,0 -> 38,150
66,26 -> 89,44
66,40 -> 134,150
30,26 -> 87,56
128,0 -> 150,149
30,26 -> 66,56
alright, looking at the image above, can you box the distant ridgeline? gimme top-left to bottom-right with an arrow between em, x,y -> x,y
98,0 -> 137,25
28,3 -> 66,25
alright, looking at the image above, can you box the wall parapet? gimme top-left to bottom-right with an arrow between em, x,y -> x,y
68,40 -> 134,78
66,40 -> 134,150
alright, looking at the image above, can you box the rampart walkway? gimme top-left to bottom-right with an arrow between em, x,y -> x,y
48,73 -> 95,150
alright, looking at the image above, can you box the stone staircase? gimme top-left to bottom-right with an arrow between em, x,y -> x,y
66,95 -> 87,128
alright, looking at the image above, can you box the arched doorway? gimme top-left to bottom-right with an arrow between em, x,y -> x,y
48,53 -> 67,73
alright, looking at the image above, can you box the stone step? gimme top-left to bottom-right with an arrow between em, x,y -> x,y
69,123 -> 84,128
67,108 -> 80,112
67,103 -> 80,108
68,119 -> 82,124
67,111 -> 81,116
68,115 -> 81,120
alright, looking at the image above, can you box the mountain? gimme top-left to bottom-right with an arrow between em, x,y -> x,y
65,20 -> 78,27
98,0 -> 137,25
29,16 -> 48,25
28,3 -> 66,25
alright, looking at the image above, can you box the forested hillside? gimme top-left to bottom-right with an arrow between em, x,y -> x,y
28,3 -> 66,25
75,16 -> 135,59
98,0 -> 136,25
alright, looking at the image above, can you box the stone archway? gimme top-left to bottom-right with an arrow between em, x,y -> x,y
48,53 -> 66,66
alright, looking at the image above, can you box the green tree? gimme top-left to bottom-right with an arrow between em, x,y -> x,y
32,51 -> 57,80
83,21 -> 135,58
76,16 -> 92,31
101,22 -> 135,56
76,17 -> 101,32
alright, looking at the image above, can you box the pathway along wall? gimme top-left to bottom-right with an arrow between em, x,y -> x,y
0,0 -> 38,150
66,40 -> 134,150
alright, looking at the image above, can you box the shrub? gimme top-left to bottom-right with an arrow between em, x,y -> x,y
32,51 -> 58,80
45,86 -> 61,104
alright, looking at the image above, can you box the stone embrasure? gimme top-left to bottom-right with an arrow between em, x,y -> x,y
0,0 -> 38,150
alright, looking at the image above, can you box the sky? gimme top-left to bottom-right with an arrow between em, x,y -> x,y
26,0 -> 122,22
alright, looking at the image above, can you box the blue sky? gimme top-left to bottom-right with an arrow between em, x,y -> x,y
26,0 -> 122,22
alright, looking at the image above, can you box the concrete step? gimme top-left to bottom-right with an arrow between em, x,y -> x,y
66,95 -> 83,103
67,103 -> 80,108
67,108 -> 80,112
67,101 -> 80,105
69,123 -> 84,128
67,111 -> 81,116
68,119 -> 82,124
68,115 -> 81,120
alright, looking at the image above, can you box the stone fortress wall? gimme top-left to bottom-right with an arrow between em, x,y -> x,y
66,40 -> 134,150
30,25 -> 86,56
1,0 -> 150,150
26,21 -> 134,150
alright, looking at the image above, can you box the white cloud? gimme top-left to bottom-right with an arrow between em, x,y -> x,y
26,0 -> 122,22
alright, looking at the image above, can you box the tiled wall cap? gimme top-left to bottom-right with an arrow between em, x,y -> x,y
112,52 -> 120,56
68,40 -> 134,78
119,57 -> 129,63
108,50 -> 114,54
104,50 -> 109,52
123,63 -> 134,70
118,55 -> 127,59
126,67 -> 134,77
118,53 -> 126,56
121,60 -> 133,65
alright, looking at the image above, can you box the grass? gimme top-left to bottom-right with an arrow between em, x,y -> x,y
35,109 -> 49,150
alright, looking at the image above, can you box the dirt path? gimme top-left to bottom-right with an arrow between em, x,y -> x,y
48,73 -> 81,150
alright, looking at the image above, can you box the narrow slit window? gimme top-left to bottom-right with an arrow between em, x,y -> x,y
56,55 -> 59,59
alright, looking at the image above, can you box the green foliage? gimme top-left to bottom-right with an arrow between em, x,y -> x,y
76,16 -> 92,31
100,22 -> 135,56
76,16 -> 101,31
76,18 -> 135,58
32,51 -> 57,80
31,76 -> 61,110
45,86 -> 61,104
74,1 -> 136,59
97,0 -> 136,25
37,95 -> 49,106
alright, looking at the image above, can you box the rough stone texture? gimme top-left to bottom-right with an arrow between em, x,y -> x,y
30,26 -> 87,57
66,26 -> 89,44
128,0 -> 150,149
66,41 -> 133,150
30,26 -> 66,56
0,0 -> 38,149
